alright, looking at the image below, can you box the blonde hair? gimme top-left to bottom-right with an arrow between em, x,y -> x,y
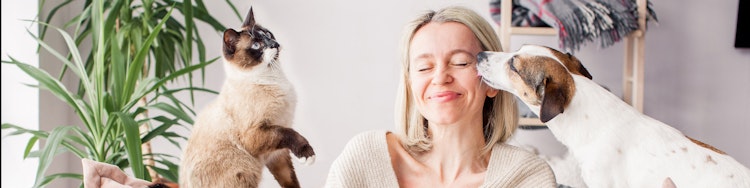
395,6 -> 518,155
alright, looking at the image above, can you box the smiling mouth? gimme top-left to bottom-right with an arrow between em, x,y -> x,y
429,92 -> 461,102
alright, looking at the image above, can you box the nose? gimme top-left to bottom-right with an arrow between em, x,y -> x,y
266,39 -> 279,48
476,51 -> 488,62
431,67 -> 453,85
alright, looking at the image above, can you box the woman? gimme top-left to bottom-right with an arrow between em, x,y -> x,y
326,6 -> 556,187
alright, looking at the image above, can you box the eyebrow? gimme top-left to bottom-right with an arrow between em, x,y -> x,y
448,49 -> 476,58
412,49 -> 476,61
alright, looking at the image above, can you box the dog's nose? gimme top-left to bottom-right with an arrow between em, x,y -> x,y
476,52 -> 488,62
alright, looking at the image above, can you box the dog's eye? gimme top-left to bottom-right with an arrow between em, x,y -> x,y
509,57 -> 518,72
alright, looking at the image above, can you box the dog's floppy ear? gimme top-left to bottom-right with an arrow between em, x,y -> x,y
527,61 -> 574,123
539,76 -> 572,122
517,55 -> 575,123
564,52 -> 593,80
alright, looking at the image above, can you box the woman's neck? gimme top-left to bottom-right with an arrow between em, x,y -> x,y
418,120 -> 489,181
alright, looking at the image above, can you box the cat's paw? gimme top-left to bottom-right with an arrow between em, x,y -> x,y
294,154 -> 316,166
291,144 -> 315,166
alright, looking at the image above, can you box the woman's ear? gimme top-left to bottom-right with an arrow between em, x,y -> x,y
487,88 -> 499,98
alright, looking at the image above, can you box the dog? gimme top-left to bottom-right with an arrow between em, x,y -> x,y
476,44 -> 750,188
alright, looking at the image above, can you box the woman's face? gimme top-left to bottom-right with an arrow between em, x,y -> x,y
408,22 -> 498,126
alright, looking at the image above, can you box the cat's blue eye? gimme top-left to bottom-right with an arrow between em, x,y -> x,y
251,42 -> 261,49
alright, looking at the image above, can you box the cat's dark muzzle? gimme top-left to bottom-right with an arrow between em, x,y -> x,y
266,39 -> 279,48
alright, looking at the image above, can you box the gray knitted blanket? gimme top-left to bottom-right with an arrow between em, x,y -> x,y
490,0 -> 658,52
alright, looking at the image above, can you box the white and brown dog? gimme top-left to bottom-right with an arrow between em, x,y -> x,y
476,44 -> 750,188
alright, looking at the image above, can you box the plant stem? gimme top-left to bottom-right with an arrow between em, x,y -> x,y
139,96 -> 159,181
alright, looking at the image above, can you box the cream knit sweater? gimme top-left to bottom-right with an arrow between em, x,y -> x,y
325,130 -> 557,188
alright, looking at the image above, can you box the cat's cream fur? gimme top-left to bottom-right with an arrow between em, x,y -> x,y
179,7 -> 315,188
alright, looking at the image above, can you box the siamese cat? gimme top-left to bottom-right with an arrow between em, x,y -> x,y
179,7 -> 315,188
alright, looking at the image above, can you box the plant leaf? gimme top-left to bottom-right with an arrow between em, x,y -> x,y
32,126 -> 76,188
141,116 -> 180,143
1,59 -> 94,131
112,112 -> 145,180
146,103 -> 194,124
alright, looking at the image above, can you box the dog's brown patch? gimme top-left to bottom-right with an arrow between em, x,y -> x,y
545,46 -> 593,80
687,136 -> 726,155
512,55 -> 576,122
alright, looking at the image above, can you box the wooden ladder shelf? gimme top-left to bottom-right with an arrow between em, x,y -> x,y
498,0 -> 648,126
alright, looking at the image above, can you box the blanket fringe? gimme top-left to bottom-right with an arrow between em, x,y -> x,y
490,0 -> 658,53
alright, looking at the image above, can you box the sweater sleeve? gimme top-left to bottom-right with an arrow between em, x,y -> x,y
325,159 -> 344,188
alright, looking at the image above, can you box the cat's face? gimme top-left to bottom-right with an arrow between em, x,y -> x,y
222,7 -> 280,71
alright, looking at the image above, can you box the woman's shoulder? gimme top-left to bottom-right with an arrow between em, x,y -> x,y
491,143 -> 544,161
331,130 -> 391,166
326,130 -> 399,187
345,130 -> 389,148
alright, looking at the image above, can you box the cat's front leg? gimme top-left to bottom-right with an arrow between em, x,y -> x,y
239,123 -> 316,165
265,150 -> 301,188
272,126 -> 316,165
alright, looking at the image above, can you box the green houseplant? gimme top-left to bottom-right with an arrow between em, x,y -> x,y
1,0 -> 239,187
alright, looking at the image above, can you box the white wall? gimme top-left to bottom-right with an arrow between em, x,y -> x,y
1,1 -> 39,187
2,0 -> 748,187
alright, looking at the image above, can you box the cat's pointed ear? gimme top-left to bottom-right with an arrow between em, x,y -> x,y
223,29 -> 239,57
242,7 -> 255,28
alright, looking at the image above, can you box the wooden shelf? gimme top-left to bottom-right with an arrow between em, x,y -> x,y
499,0 -> 648,126
519,117 -> 545,126
510,27 -> 557,35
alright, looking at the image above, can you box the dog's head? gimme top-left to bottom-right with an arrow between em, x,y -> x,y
476,44 -> 592,123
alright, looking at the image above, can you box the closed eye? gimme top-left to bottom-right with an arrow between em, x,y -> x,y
509,57 -> 518,73
417,67 -> 432,72
453,62 -> 469,66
